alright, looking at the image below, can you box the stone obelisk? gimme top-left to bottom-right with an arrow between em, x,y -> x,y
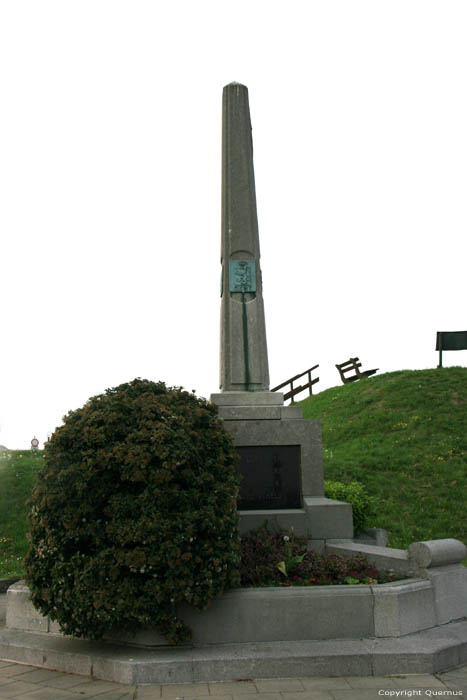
219,82 -> 269,393
211,83 -> 353,542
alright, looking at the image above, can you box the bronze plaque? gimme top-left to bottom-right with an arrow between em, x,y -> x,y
229,260 -> 256,293
236,445 -> 301,510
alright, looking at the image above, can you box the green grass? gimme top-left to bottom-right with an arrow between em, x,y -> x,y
0,450 -> 44,577
1,368 -> 466,577
301,367 -> 467,550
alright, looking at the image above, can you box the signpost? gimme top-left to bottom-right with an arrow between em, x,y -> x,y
436,331 -> 467,368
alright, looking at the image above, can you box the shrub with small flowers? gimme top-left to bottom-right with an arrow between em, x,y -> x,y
240,526 -> 399,587
24,379 -> 241,644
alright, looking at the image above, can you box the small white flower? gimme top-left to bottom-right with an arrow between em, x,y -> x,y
283,535 -> 290,542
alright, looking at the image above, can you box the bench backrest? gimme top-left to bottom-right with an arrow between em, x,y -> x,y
335,358 -> 364,383
336,357 -> 362,374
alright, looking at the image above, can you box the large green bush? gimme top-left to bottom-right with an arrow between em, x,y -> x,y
24,379 -> 241,644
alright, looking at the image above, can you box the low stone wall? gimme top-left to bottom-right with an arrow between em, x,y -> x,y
6,539 -> 466,648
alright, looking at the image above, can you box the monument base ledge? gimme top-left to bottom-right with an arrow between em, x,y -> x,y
238,498 -> 354,540
210,391 -> 284,407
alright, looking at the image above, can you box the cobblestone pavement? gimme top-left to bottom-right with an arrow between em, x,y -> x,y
1,594 -> 466,699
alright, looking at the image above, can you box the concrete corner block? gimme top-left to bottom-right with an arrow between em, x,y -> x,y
408,539 -> 467,569
424,564 -> 467,625
304,497 -> 353,539
280,406 -> 303,420
354,528 -> 389,547
6,580 -> 49,633
373,580 -> 436,637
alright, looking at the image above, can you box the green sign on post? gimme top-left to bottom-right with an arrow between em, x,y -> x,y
436,331 -> 467,367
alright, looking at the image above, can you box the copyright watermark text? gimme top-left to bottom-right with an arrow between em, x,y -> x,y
378,691 -> 463,697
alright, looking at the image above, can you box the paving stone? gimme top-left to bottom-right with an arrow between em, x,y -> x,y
343,676 -> 399,688
37,673 -> 96,690
161,683 -> 210,697
11,667 -> 71,683
255,680 -> 305,693
67,679 -> 130,696
237,694 -> 281,700
0,679 -> 44,697
444,680 -> 467,693
391,673 -> 446,688
299,678 -> 353,690
0,666 -> 37,680
280,692 -> 333,700
92,691 -> 135,700
331,691 -> 404,700
183,696 -> 234,700
15,687 -> 77,699
136,687 -> 163,700
207,683 -> 257,696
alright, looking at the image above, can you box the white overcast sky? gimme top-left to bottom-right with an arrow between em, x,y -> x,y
1,1 -> 466,449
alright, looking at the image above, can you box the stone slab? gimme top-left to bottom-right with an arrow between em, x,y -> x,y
217,406 -> 282,420
353,528 -> 389,547
1,622 -> 467,684
6,582 -> 374,645
304,498 -> 353,539
281,406 -> 303,419
326,540 -> 413,577
372,579 -> 436,636
238,509 -> 308,535
236,444 -> 302,509
6,581 -> 50,633
211,392 -> 284,407
424,564 -> 467,625
225,418 -> 324,499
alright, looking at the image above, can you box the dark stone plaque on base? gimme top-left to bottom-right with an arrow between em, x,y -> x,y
236,445 -> 301,510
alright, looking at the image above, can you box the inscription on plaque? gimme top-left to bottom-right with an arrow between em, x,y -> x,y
236,445 -> 301,510
229,260 -> 256,293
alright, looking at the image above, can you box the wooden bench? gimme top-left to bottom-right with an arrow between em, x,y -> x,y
336,357 -> 378,384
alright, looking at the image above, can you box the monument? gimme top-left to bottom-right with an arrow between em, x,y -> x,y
0,82 -> 466,684
211,83 -> 353,542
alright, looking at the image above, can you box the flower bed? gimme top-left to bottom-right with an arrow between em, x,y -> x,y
239,528 -> 400,588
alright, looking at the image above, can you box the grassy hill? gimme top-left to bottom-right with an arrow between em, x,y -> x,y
0,450 -> 43,577
301,367 -> 467,549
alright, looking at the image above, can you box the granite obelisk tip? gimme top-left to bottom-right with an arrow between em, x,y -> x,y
219,83 -> 270,392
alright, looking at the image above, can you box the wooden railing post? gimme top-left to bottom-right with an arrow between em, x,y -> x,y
271,365 -> 319,404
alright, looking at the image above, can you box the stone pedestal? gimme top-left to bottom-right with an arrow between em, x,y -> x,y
211,391 -> 353,542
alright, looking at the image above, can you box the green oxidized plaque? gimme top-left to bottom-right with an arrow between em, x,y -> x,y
229,260 -> 256,293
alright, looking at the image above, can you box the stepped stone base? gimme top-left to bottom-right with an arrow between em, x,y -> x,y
212,391 -> 354,542
2,539 -> 466,683
0,622 -> 466,684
